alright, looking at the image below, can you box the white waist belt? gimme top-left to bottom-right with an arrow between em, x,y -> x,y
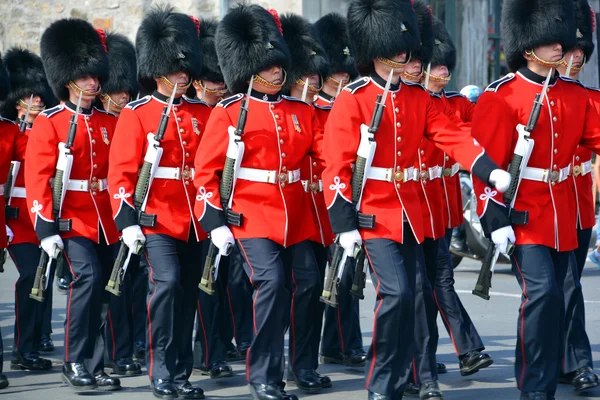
367,166 -> 417,183
522,165 -> 571,184
421,165 -> 442,180
238,167 -> 301,185
154,166 -> 195,180
11,187 -> 26,198
302,180 -> 324,193
50,178 -> 108,192
573,160 -> 592,177
0,184 -> 4,196
443,163 -> 460,177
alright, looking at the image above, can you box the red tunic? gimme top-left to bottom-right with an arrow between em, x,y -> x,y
194,92 -> 323,247
323,74 -> 495,244
472,69 -> 600,251
108,93 -> 210,242
25,103 -> 119,244
0,117 -> 24,248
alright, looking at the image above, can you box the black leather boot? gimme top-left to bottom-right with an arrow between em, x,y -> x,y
404,383 -> 420,397
311,370 -> 332,388
40,333 -> 55,352
459,351 -> 493,376
111,356 -> 142,376
436,362 -> 447,374
287,369 -> 322,393
249,383 -> 283,400
151,379 -> 178,399
94,372 -> 121,391
61,362 -> 96,391
0,374 -> 8,390
277,381 -> 298,400
419,381 -> 443,400
571,367 -> 599,393
175,380 -> 205,399
10,352 -> 52,371
197,361 -> 233,379
368,391 -> 392,400
519,392 -> 548,400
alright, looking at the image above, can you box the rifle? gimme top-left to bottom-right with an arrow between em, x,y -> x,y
199,79 -> 253,295
320,69 -> 394,307
105,84 -> 179,296
30,92 -> 83,302
472,68 -> 552,300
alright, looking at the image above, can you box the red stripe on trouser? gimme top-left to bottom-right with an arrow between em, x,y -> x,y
63,252 -> 78,362
145,251 -> 159,380
364,246 -> 383,390
196,300 -> 210,367
9,248 -> 21,351
433,290 -> 459,356
512,254 -> 529,390
290,270 -> 299,368
336,305 -> 345,354
412,357 -> 417,383
238,240 -> 257,382
108,310 -> 116,360
226,287 -> 238,342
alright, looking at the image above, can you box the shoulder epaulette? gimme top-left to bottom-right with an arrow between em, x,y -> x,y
445,91 -> 465,98
217,93 -> 243,108
0,116 -> 16,124
585,85 -> 600,92
485,73 -> 515,92
314,103 -> 332,111
126,96 -> 151,110
183,96 -> 208,106
282,95 -> 311,106
40,104 -> 64,118
343,77 -> 369,94
559,76 -> 586,88
93,106 -> 116,117
402,80 -> 427,92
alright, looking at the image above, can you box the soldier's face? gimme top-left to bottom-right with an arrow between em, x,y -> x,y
16,94 -> 44,118
391,52 -> 409,64
300,74 -> 319,88
166,71 -> 191,93
530,43 -> 564,63
109,91 -> 131,107
430,65 -> 449,78
564,47 -> 585,68
201,80 -> 226,91
70,75 -> 100,101
255,65 -> 283,94
404,59 -> 423,76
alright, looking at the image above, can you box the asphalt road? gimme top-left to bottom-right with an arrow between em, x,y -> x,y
1,256 -> 600,399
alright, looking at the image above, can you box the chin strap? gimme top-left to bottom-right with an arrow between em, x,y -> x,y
69,80 -> 101,97
295,77 -> 322,94
560,55 -> 586,74
525,49 -> 566,69
101,93 -> 124,113
377,52 -> 412,69
194,80 -> 228,96
17,98 -> 46,112
253,69 -> 287,90
424,71 -> 452,83
159,75 -> 192,91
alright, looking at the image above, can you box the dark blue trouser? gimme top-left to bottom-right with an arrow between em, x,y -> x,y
321,244 -> 363,359
226,245 -> 253,347
434,230 -> 484,356
512,244 -> 572,395
143,233 -> 206,383
63,236 -> 117,375
131,256 -> 148,345
41,260 -> 55,336
363,230 -> 418,396
237,239 -> 319,384
309,242 -> 327,371
9,243 -> 44,354
562,227 -> 593,373
105,254 -> 134,362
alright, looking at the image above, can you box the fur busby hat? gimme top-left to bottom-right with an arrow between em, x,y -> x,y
313,13 -> 358,79
216,4 -> 291,94
502,0 -> 576,72
0,55 -> 10,102
40,18 -> 108,101
2,48 -> 56,121
411,1 -> 435,65
573,0 -> 595,60
136,6 -> 203,92
103,32 -> 138,96
280,14 -> 330,92
430,16 -> 457,71
347,0 -> 421,75
198,19 -> 224,83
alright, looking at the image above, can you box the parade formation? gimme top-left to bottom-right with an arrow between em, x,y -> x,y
0,0 -> 599,399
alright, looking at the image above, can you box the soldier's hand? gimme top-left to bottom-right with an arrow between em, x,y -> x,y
491,226 -> 516,255
339,229 -> 362,258
5,225 -> 13,244
122,225 -> 146,252
40,234 -> 64,259
489,169 -> 511,193
210,225 -> 235,256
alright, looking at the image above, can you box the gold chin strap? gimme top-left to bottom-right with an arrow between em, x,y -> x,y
253,69 -> 287,90
561,56 -> 586,73
159,75 -> 192,91
400,70 -> 423,83
101,93 -> 124,113
377,53 -> 412,69
16,98 -> 46,112
525,50 -> 565,69
295,78 -> 322,93
326,76 -> 348,87
425,72 -> 452,83
193,80 -> 228,96
69,80 -> 101,97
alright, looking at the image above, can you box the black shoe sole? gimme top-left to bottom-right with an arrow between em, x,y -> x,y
152,392 -> 179,399
196,368 -> 234,379
421,393 -> 443,400
10,362 -> 52,371
178,393 -> 206,400
460,358 -> 494,376
96,384 -> 122,391
112,368 -> 143,376
0,381 -> 8,390
321,382 -> 332,389
286,379 -> 322,394
320,355 -> 345,365
575,381 -> 599,393
60,374 -> 97,392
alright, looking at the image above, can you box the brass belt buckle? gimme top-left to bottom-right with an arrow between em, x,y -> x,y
419,170 -> 428,181
309,182 -> 320,193
443,168 -> 452,177
90,181 -> 99,191
278,172 -> 289,184
549,170 -> 560,182
182,168 -> 191,180
573,165 -> 581,177
393,170 -> 404,182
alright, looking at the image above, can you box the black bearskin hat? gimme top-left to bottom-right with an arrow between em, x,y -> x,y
136,5 -> 203,92
0,55 -> 9,102
103,32 -> 138,96
431,16 -> 456,72
411,0 -> 435,65
2,48 -> 56,121
347,0 -> 421,75
199,19 -> 224,83
502,0 -> 576,72
573,0 -> 595,60
281,14 -> 330,93
216,4 -> 291,94
40,18 -> 108,101
313,13 -> 358,80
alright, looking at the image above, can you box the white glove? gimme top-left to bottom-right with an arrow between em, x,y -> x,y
491,226 -> 516,255
339,229 -> 362,258
210,225 -> 235,256
489,169 -> 511,193
122,225 -> 146,254
40,234 -> 64,259
6,225 -> 14,243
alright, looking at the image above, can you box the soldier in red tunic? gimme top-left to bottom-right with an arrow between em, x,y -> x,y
26,18 -> 121,391
471,0 -> 600,398
555,0 -> 599,393
313,12 -> 367,370
2,47 -> 55,373
107,6 -> 206,399
194,5 -> 324,400
324,1 -> 508,399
